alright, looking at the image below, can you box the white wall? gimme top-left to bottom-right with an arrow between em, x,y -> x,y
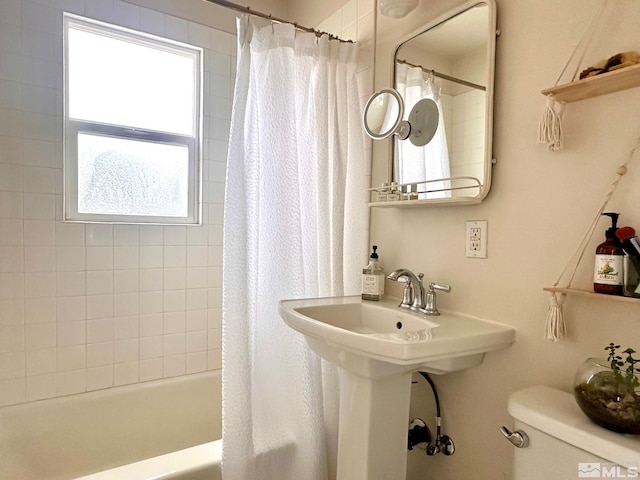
0,0 -> 249,406
287,0 -> 364,32
122,0 -> 288,35
370,1 -> 640,479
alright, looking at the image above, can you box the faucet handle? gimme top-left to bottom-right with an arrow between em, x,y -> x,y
422,283 -> 451,316
399,283 -> 413,309
430,282 -> 451,294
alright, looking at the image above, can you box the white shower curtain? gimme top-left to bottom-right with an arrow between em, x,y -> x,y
222,16 -> 368,480
395,63 -> 451,198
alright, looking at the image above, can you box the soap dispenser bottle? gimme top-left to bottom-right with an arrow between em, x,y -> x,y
594,212 -> 624,295
362,245 -> 385,301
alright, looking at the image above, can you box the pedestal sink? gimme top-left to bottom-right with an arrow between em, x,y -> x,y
278,295 -> 515,480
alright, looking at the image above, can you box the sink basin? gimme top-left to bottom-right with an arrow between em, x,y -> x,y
294,301 -> 438,335
279,295 -> 515,376
278,295 -> 516,480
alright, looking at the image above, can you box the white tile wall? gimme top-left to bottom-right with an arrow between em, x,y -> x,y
450,89 -> 486,181
0,0 -> 232,406
315,0 -> 375,87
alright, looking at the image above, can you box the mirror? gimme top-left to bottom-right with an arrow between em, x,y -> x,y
364,89 -> 441,145
363,89 -> 408,140
391,0 -> 496,202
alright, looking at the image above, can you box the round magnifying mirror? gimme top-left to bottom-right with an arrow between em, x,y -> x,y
363,88 -> 406,140
407,98 -> 439,147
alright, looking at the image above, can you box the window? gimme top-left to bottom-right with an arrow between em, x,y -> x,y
63,14 -> 202,224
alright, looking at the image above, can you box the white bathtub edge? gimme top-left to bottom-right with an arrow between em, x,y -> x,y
74,440 -> 222,480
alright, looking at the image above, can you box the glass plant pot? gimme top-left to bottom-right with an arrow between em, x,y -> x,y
574,357 -> 640,434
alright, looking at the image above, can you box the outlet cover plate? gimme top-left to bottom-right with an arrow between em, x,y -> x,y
466,220 -> 487,258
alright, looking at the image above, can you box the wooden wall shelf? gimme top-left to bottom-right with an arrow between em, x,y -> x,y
541,63 -> 640,103
543,287 -> 640,305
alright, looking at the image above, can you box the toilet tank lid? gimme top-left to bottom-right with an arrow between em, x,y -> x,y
508,385 -> 640,467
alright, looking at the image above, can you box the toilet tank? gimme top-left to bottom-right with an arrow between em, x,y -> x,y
508,385 -> 640,480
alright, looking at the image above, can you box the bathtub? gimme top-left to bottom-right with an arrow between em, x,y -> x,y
0,371 -> 222,480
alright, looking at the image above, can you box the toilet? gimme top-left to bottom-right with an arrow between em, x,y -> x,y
508,385 -> 640,479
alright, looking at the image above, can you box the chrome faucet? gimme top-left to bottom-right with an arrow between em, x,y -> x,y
387,268 -> 425,311
387,268 -> 451,316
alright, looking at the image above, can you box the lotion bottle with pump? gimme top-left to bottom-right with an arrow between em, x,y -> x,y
594,212 -> 624,295
362,245 -> 384,301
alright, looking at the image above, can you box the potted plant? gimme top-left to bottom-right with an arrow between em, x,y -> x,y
574,343 -> 640,434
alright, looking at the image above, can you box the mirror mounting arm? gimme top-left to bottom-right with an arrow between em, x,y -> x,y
396,121 -> 411,140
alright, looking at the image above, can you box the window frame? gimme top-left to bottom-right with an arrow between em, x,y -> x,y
63,13 -> 203,225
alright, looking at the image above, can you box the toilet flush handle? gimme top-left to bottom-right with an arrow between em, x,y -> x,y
500,426 -> 529,448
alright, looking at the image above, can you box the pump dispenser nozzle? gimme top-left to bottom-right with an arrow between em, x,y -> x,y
602,212 -> 620,238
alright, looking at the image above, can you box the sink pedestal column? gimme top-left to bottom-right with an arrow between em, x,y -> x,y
336,369 -> 412,480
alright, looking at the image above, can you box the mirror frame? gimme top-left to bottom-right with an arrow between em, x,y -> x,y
389,0 -> 497,205
363,88 -> 406,140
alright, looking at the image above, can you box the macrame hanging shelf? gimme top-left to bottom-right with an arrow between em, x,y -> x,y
538,0 -> 640,151
539,0 -> 640,340
543,136 -> 640,342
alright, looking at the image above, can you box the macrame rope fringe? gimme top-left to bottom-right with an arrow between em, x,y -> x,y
544,134 -> 640,341
537,96 -> 564,151
545,292 -> 567,342
538,0 -> 611,152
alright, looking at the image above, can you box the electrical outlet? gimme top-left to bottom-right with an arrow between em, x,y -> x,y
466,221 -> 487,258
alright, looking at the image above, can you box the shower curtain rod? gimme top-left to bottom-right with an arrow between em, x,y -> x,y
397,59 -> 486,91
201,0 -> 352,43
